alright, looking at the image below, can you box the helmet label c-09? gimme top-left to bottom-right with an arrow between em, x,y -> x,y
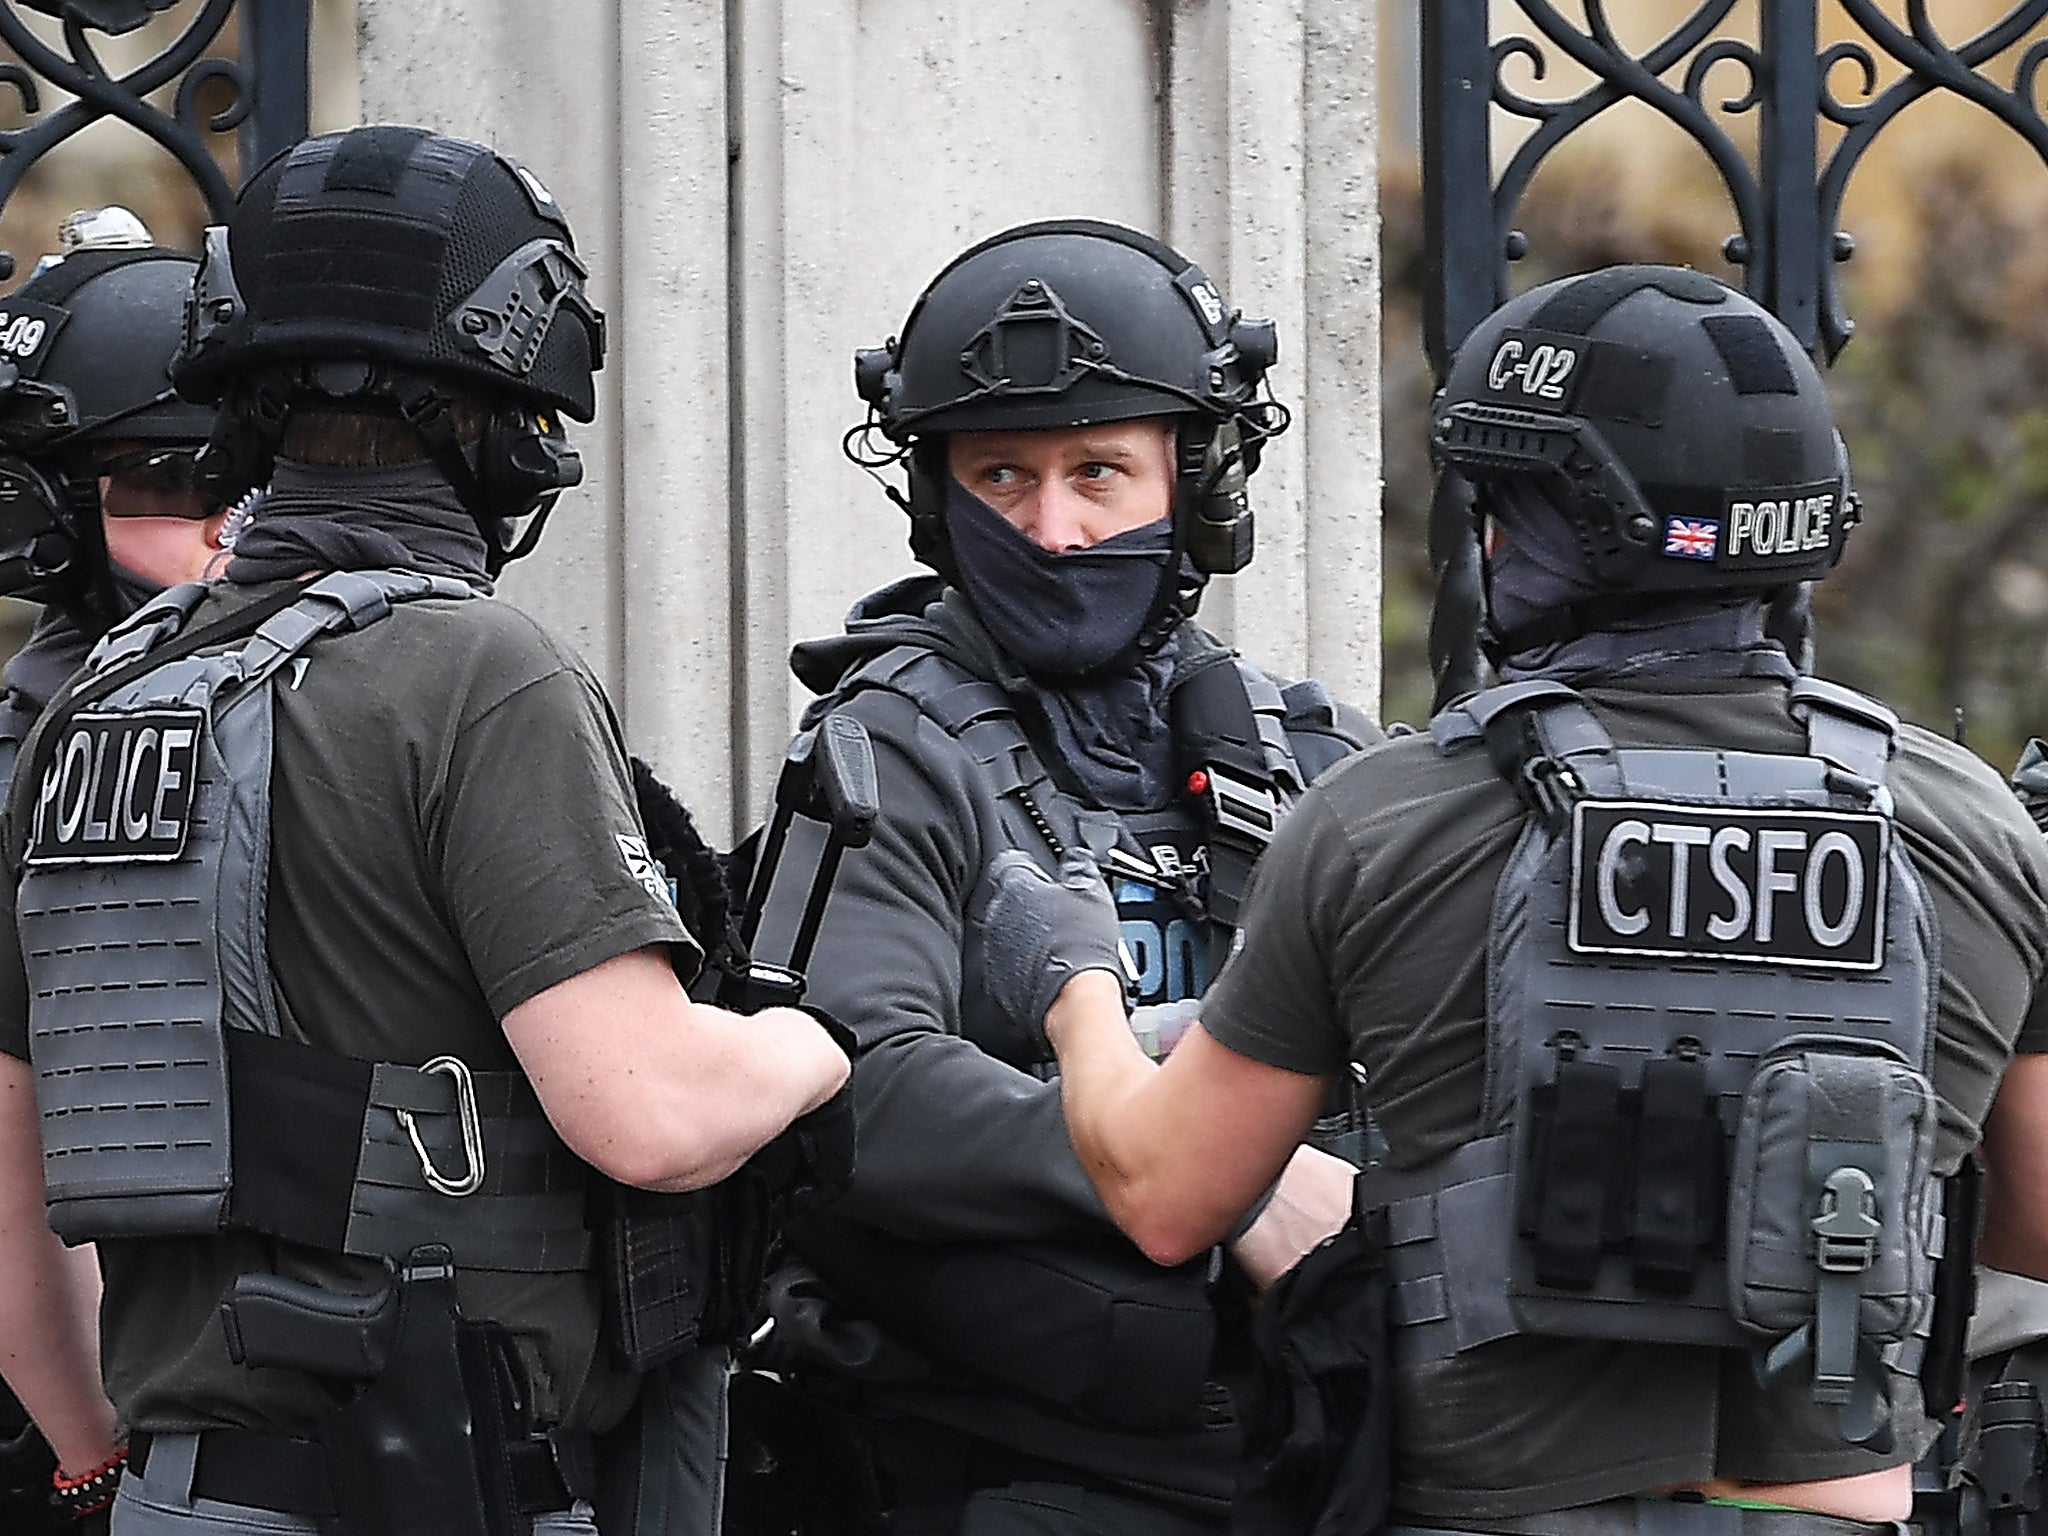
0,299 -> 68,379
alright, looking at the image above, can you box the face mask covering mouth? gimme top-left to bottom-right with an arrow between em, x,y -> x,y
943,473 -> 1175,678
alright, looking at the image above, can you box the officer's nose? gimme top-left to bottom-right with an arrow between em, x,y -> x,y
1026,482 -> 1093,554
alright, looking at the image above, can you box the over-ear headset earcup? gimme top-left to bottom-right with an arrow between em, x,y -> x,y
904,444 -> 953,576
478,404 -> 582,520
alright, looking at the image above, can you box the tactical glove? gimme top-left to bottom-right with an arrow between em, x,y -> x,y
970,849 -> 1127,1060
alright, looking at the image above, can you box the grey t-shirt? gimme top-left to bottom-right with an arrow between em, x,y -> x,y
0,581 -> 695,1435
1201,677 -> 2048,1518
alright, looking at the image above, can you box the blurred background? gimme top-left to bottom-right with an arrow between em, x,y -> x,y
1378,0 -> 2048,773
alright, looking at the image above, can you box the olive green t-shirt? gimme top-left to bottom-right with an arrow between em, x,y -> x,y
0,581 -> 696,1435
1201,677 -> 2048,1519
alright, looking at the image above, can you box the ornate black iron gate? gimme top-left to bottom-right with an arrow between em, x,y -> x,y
0,0 -> 308,260
1421,1 -> 2048,705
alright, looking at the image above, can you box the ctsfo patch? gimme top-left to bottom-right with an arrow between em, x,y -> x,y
1568,800 -> 1888,970
26,707 -> 204,865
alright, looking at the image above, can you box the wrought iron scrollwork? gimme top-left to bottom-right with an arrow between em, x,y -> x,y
1421,0 -> 2048,705
1427,0 -> 2048,371
0,0 -> 307,268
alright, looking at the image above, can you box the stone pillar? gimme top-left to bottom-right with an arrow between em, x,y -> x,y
355,0 -> 1381,840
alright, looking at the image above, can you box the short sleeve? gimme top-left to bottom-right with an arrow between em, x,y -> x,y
432,662 -> 695,1018
1200,787 -> 1355,1076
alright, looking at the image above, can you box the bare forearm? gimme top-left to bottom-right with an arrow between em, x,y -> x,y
1049,983 -> 1337,1267
506,949 -> 852,1193
632,1003 -> 850,1191
1045,973 -> 1196,1260
0,1064 -> 119,1472
1981,1054 -> 2048,1282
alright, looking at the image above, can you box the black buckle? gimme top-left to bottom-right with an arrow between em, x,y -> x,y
1202,761 -> 1281,849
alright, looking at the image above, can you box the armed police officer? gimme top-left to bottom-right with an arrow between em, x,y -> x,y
0,125 -> 850,1536
1031,266 -> 2048,1531
0,211 -> 235,781
0,211 -> 235,1535
740,220 -> 1372,1536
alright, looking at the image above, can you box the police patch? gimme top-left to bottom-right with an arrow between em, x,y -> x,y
1567,800 -> 1888,970
1719,479 -> 1840,569
27,707 -> 204,865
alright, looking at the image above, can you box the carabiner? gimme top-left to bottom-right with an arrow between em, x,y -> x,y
395,1055 -> 486,1198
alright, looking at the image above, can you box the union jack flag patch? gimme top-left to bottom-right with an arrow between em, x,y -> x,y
1663,517 -> 1720,561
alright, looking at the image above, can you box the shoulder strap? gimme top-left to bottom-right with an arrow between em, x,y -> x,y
226,570 -> 476,693
1788,677 -> 1898,796
1432,680 -> 1623,829
1171,651 -> 1310,926
1277,677 -> 1381,781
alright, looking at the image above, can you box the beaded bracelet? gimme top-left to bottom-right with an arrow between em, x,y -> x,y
50,1444 -> 127,1520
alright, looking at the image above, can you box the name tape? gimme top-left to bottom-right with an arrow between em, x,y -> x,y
1568,800 -> 1888,970
26,707 -> 204,866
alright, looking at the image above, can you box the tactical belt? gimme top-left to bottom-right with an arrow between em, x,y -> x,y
219,1029 -> 593,1273
129,1427 -> 595,1519
1389,1500 -> 1901,1536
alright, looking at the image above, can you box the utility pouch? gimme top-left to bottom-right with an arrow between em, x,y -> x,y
1727,1035 -> 1938,1442
599,1183 -> 727,1371
793,1209 -> 1219,1432
601,1048 -> 857,1373
222,1245 -> 590,1536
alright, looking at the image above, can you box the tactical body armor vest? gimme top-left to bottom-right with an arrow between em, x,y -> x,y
768,632 -> 1364,1058
1363,677 -> 1944,1445
19,571 -> 592,1273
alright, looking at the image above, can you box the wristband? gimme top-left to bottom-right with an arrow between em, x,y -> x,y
51,1443 -> 126,1519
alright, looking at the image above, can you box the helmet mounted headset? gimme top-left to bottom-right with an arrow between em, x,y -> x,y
0,210 -> 219,618
1428,264 -> 1855,664
173,125 -> 607,575
846,219 -> 1289,656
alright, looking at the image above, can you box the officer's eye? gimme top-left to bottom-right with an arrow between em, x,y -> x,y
981,465 -> 1021,487
1076,461 -> 1118,482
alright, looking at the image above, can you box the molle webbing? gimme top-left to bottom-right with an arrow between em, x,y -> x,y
21,570 -> 591,1272
1373,677 -> 1938,1370
226,1031 -> 591,1272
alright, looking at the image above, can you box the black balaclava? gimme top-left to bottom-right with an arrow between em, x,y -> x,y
942,474 -> 1182,811
226,458 -> 493,592
943,474 -> 1174,678
1484,477 -> 1795,685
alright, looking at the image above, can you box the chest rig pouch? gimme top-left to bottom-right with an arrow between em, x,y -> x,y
1370,677 -> 1942,1446
18,571 -> 592,1276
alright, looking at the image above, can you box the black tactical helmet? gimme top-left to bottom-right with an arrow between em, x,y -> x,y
1432,265 -> 1853,600
851,220 -> 1287,586
0,219 -> 216,607
175,125 -> 604,563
